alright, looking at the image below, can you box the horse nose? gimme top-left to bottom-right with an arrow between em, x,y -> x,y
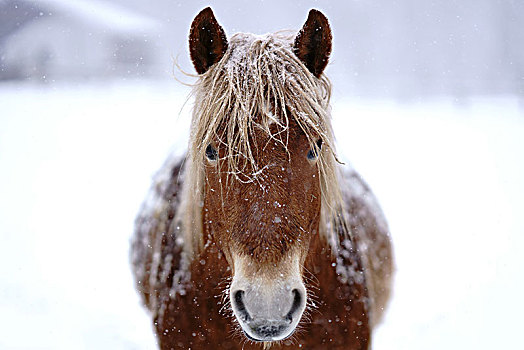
230,281 -> 307,341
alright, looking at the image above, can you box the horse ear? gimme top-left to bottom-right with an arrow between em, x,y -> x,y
189,7 -> 228,74
293,9 -> 332,77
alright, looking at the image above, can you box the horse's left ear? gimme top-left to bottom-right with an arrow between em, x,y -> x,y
189,7 -> 228,75
293,9 -> 332,78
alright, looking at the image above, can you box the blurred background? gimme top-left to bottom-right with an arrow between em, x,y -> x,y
1,0 -> 523,98
1,1 -> 523,349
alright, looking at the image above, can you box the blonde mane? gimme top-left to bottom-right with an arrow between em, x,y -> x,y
177,32 -> 349,258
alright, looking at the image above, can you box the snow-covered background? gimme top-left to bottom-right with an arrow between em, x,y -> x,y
2,83 -> 523,349
1,1 -> 524,349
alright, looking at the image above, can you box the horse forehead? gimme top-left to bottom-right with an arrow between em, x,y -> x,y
252,116 -> 305,145
244,136 -> 306,174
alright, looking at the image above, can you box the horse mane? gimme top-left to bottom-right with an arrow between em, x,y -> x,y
177,32 -> 349,258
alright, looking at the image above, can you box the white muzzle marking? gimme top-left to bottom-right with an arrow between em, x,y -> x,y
229,257 -> 307,342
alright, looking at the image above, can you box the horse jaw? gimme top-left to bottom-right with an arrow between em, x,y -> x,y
229,253 -> 307,342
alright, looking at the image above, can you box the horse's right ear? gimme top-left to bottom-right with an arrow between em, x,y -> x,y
189,7 -> 228,75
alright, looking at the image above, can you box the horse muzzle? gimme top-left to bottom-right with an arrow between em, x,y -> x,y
230,274 -> 307,342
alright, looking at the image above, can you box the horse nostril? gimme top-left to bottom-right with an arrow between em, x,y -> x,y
233,290 -> 252,322
286,289 -> 303,322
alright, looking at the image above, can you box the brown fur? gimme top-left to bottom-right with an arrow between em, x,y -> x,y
130,8 -> 393,350
203,118 -> 321,267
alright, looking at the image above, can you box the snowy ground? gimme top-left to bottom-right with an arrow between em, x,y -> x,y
1,82 -> 523,349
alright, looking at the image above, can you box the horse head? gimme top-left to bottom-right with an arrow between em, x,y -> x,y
187,7 -> 334,342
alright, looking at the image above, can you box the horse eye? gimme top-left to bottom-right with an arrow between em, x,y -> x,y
205,144 -> 218,161
307,139 -> 323,160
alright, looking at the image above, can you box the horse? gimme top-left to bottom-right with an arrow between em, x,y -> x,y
131,7 -> 393,350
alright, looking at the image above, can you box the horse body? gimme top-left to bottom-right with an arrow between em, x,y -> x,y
131,8 -> 393,350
